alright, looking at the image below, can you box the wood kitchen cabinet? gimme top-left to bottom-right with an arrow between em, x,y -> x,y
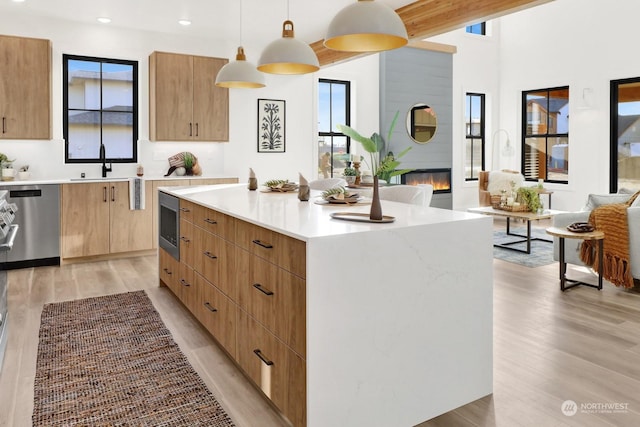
61,181 -> 153,258
0,35 -> 51,139
149,51 -> 229,141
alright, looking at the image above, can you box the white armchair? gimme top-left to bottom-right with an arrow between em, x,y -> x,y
378,185 -> 427,206
308,178 -> 347,191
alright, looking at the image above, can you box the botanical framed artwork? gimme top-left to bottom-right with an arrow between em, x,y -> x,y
257,99 -> 285,153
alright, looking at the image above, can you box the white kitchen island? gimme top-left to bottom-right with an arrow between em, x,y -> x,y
162,184 -> 493,427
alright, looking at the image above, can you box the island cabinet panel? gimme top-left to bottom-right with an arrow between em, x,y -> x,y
179,217 -> 195,268
237,248 -> 306,358
237,310 -> 306,427
177,263 -> 197,313
179,199 -> 195,223
159,248 -> 179,293
194,273 -> 237,359
234,220 -> 306,279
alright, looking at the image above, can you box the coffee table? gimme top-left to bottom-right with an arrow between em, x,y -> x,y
468,206 -> 566,254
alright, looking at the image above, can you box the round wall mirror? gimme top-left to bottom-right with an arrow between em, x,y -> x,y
406,104 -> 437,144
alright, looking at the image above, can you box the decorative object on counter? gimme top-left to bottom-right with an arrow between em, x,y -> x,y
257,99 -> 286,153
341,166 -> 358,186
320,186 -> 360,204
18,165 -> 30,180
298,173 -> 310,201
248,168 -> 258,190
517,186 -> 542,213
1,163 -> 14,181
263,179 -> 298,192
164,152 -> 202,177
338,111 -> 411,220
136,164 -> 144,177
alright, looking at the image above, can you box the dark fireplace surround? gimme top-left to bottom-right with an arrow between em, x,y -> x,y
401,168 -> 452,194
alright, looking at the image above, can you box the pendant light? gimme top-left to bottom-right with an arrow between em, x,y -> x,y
257,0 -> 319,75
215,0 -> 265,88
324,0 -> 408,52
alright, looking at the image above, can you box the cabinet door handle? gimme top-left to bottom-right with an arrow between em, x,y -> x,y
163,268 -> 172,275
179,207 -> 190,212
204,218 -> 217,225
204,302 -> 218,312
253,283 -> 274,296
103,186 -> 108,202
195,123 -> 199,137
111,186 -> 115,202
252,239 -> 273,249
253,349 -> 274,366
203,251 -> 217,259
189,122 -> 193,136
2,117 -> 5,134
180,236 -> 190,243
180,279 -> 191,287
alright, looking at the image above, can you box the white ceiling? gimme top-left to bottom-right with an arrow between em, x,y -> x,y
0,0 -> 417,46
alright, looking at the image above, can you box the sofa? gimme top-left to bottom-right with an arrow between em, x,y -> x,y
552,192 -> 640,281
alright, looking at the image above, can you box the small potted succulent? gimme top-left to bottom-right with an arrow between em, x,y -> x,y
0,153 -> 15,181
342,167 -> 358,185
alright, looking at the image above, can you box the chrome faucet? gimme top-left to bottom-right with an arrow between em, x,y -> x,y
100,143 -> 112,178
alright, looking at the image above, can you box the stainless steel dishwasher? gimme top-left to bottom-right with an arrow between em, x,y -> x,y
0,184 -> 60,269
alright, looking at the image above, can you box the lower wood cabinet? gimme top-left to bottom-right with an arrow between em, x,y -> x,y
61,181 -> 153,258
159,196 -> 307,426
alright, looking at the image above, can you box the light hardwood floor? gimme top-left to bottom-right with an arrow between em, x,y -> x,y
1,228 -> 640,427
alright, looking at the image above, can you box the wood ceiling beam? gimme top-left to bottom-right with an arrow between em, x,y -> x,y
312,0 -> 554,67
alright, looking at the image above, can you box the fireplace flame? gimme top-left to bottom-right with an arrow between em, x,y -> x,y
402,169 -> 451,193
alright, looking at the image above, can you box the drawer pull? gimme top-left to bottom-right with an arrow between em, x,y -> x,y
204,218 -> 217,225
204,302 -> 218,312
203,251 -> 218,259
163,268 -> 172,275
180,236 -> 190,243
253,283 -> 274,296
253,349 -> 274,366
179,207 -> 191,212
252,239 -> 273,249
180,279 -> 191,287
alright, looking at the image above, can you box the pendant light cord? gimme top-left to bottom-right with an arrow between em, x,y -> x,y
239,0 -> 243,46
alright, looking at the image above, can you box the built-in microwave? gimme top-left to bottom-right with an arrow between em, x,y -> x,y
158,191 -> 180,260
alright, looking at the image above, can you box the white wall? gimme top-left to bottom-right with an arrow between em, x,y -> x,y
0,9 -> 379,184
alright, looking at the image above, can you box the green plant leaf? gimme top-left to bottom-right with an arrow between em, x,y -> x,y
337,124 -> 377,153
371,133 -> 385,153
387,111 -> 399,143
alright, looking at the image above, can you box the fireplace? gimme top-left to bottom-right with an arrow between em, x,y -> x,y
401,168 -> 452,194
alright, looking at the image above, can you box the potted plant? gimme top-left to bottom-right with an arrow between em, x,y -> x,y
183,152 -> 195,175
337,111 -> 412,220
0,154 -> 15,181
342,167 -> 358,185
517,187 -> 542,212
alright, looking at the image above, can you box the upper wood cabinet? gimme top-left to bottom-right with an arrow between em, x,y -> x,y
149,51 -> 229,141
0,35 -> 51,139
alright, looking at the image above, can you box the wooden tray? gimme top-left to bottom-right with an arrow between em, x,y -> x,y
330,212 -> 395,223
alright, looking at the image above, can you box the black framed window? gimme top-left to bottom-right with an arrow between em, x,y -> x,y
610,77 -> 640,193
63,54 -> 138,163
465,93 -> 485,181
522,86 -> 569,183
466,22 -> 486,35
318,79 -> 350,179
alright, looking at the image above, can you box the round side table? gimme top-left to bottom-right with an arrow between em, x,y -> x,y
546,226 -> 605,291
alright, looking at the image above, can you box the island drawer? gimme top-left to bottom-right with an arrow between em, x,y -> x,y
179,199 -> 195,223
159,248 -> 179,290
179,218 -> 196,268
193,204 -> 234,239
194,273 -> 237,359
194,231 -> 237,301
237,310 -> 306,427
234,219 -> 306,279
237,249 -> 306,358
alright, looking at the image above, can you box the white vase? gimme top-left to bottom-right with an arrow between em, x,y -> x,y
2,168 -> 14,181
18,171 -> 30,180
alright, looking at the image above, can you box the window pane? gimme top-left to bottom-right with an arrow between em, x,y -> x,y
331,84 -> 346,131
526,91 -> 548,135
102,112 -> 133,159
523,137 -> 545,180
318,82 -> 330,133
466,23 -> 485,35
102,63 -> 134,110
549,88 -> 569,134
616,82 -> 640,191
547,136 -> 569,181
68,60 -> 101,110
67,112 -> 100,160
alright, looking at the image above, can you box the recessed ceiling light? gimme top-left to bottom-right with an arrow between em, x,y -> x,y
97,17 -> 111,24
11,0 -> 26,3
178,20 -> 192,26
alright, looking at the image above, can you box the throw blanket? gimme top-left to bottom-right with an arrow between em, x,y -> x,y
579,191 -> 640,288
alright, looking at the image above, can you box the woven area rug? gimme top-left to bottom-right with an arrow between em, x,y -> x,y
493,227 -> 555,268
33,291 -> 235,427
